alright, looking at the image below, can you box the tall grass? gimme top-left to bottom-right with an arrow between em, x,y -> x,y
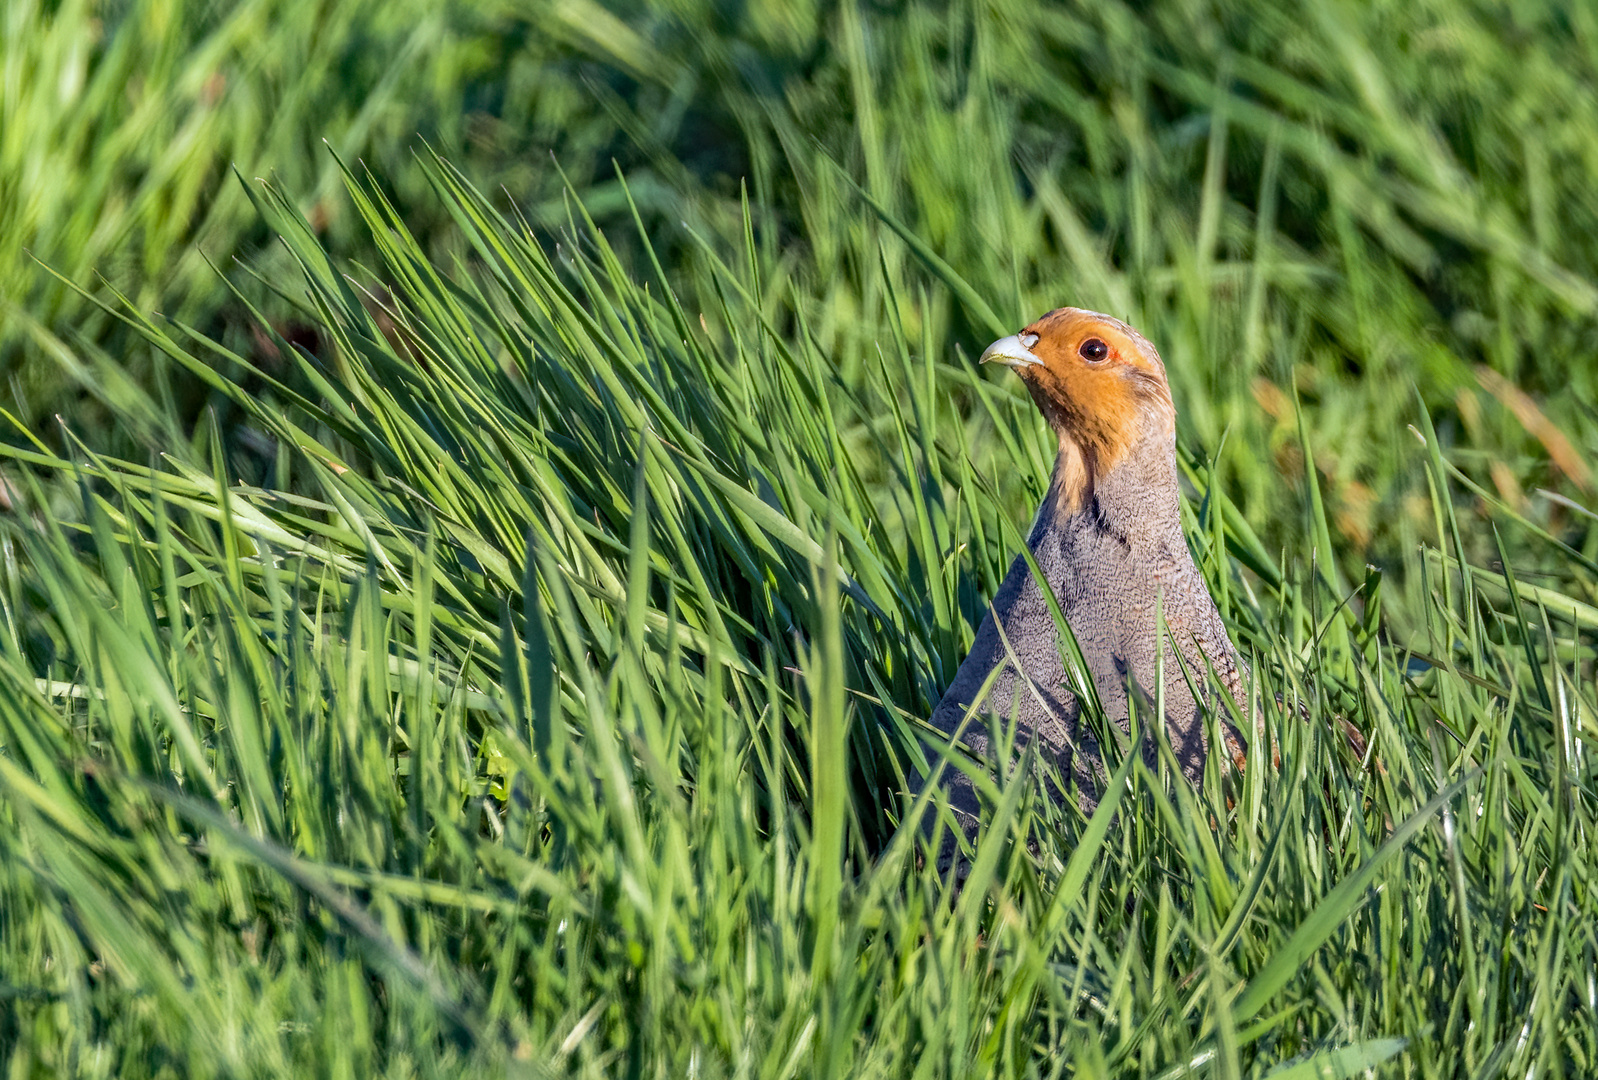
0,149 -> 1592,1076
10,0 -> 1598,581
1,0 -> 677,428
4,0 -> 1598,1074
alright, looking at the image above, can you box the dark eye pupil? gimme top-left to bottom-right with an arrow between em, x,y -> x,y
1079,338 -> 1109,362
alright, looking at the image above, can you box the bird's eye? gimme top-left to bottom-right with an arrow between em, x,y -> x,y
1079,338 -> 1110,363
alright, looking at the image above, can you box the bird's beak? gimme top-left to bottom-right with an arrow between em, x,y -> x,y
978,334 -> 1042,369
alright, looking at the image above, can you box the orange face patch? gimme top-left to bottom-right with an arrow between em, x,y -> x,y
982,307 -> 1176,514
1011,307 -> 1174,469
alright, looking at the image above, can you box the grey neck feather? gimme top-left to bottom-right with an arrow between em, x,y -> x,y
1030,430 -> 1186,560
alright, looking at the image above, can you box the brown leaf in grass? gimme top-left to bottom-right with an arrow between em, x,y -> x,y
1476,365 -> 1592,492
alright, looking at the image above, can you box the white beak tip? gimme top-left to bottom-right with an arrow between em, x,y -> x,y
978,334 -> 1042,368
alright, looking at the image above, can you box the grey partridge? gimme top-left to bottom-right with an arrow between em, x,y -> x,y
920,307 -> 1248,847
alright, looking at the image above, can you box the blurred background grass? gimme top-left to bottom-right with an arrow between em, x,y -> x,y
8,0 -> 1598,576
3,0 -> 1598,1074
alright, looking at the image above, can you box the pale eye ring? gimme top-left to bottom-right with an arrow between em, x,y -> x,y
1019,332 -> 1040,349
1079,337 -> 1109,363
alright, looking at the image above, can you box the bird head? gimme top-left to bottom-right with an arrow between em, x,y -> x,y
980,307 -> 1176,513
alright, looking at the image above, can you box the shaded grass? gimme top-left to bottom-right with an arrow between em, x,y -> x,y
10,0 -> 1598,591
0,153 -> 1593,1076
0,0 -> 703,430
7,0 -> 1598,1073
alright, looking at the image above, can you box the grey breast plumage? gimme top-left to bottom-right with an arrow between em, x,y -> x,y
916,431 -> 1247,855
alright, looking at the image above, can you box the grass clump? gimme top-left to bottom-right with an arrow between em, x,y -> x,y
0,152 -> 1592,1077
0,0 -> 691,429
13,0 -> 1598,589
7,0 -> 1598,1074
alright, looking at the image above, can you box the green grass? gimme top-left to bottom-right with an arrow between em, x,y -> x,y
11,0 -> 1598,574
0,150 -> 1593,1076
3,0 -> 1598,1075
0,0 -> 688,430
